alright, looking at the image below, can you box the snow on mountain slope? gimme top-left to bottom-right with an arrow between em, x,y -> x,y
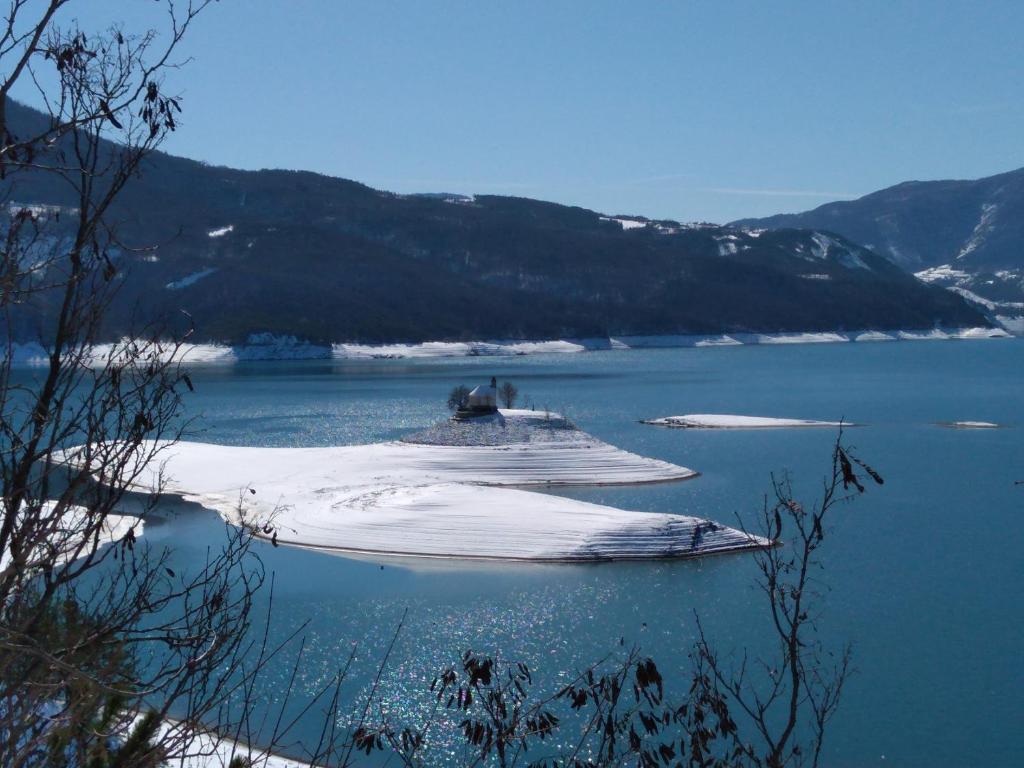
733,167 -> 1024,330
915,264 -> 1024,333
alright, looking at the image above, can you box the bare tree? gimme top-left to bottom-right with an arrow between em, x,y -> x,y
686,436 -> 882,768
498,381 -> 518,409
0,3 -> 306,766
447,384 -> 471,412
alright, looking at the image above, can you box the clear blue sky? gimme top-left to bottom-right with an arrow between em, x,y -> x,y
17,0 -> 1024,222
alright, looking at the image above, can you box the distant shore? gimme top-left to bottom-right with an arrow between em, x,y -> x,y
8,326 -> 1013,366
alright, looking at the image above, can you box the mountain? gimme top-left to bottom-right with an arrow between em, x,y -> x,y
733,168 -> 1024,331
3,99 -> 988,346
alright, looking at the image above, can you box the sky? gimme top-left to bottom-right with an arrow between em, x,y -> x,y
13,0 -> 1024,222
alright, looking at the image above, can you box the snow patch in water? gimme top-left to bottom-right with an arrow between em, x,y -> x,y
938,421 -> 1001,429
642,414 -> 848,429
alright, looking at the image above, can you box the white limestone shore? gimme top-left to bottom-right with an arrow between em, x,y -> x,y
642,414 -> 848,429
101,411 -> 766,562
7,326 -> 1011,366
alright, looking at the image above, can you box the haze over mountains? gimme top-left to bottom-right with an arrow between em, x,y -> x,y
735,168 -> 1024,332
2,99 -> 1001,347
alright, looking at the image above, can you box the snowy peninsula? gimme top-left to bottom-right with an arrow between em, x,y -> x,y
105,410 -> 766,562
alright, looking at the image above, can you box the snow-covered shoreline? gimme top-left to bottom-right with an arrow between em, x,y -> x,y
87,411 -> 770,563
6,326 -> 1012,366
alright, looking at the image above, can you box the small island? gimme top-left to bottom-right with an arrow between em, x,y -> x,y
98,384 -> 768,562
642,414 -> 849,429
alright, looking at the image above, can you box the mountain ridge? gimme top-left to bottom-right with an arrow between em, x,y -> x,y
733,167 -> 1024,330
2,99 -> 989,345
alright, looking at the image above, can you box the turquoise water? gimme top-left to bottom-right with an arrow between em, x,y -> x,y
157,340 -> 1023,766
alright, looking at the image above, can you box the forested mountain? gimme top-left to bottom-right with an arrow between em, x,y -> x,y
4,99 -> 987,345
734,168 -> 1024,329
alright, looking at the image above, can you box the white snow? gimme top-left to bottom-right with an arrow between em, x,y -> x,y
165,267 -> 218,291
0,503 -> 142,576
914,264 -> 971,285
6,201 -> 78,221
955,203 -> 998,260
809,233 -> 832,260
207,225 -> 234,238
94,412 -> 770,562
149,719 -> 310,768
800,273 -> 832,281
995,315 -> 1024,334
333,339 -> 589,358
951,326 -> 1012,339
949,286 -> 997,310
939,421 -> 1001,429
600,216 -> 648,231
809,233 -> 869,269
896,329 -> 951,341
733,332 -> 848,345
642,414 -> 848,429
7,326 -> 1012,368
850,330 -> 897,342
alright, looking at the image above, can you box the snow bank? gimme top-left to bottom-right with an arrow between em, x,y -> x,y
895,328 -> 1011,341
850,330 -> 897,342
642,414 -> 848,429
951,326 -> 1012,339
938,421 -> 1001,429
102,413 -> 768,562
732,332 -> 848,345
333,339 -> 592,358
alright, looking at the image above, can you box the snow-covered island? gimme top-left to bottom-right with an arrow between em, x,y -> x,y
642,414 -> 850,429
937,420 -> 1001,429
95,410 -> 767,562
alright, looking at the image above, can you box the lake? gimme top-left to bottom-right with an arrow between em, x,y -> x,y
147,339 -> 1023,767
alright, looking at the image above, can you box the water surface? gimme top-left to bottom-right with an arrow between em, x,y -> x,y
150,340 -> 1023,767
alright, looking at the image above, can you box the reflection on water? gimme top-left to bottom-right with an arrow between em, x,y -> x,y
130,340 -> 1022,766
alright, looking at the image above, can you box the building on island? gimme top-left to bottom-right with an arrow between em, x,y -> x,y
456,376 -> 499,418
